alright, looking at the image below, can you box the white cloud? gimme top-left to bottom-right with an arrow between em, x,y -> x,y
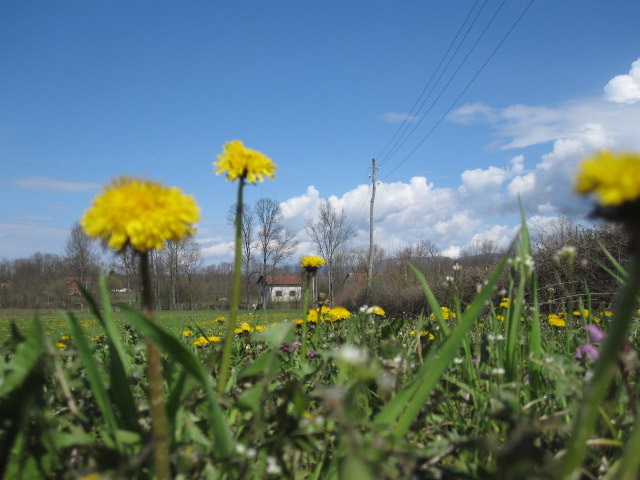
13,176 -> 102,193
604,58 -> 640,104
378,112 -> 420,123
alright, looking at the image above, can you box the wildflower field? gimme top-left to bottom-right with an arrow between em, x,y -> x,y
2,148 -> 640,479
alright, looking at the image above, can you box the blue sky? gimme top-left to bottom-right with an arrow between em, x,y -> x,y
2,1 -> 640,262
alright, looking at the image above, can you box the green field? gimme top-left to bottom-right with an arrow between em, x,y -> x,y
0,309 -> 299,344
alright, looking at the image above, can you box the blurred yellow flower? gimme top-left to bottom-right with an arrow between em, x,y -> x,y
603,310 -> 613,317
55,341 -> 66,350
295,319 -> 304,325
82,177 -> 200,252
575,151 -> 640,206
496,315 -> 505,322
255,325 -> 266,332
235,322 -> 253,334
193,336 -> 208,347
409,330 -> 435,339
307,310 -> 318,323
328,307 -> 351,322
573,309 -> 589,317
214,140 -> 276,184
215,316 -> 226,323
367,306 -> 385,316
301,256 -> 325,270
548,314 -> 566,327
182,330 -> 193,337
207,336 -> 221,342
499,298 -> 510,308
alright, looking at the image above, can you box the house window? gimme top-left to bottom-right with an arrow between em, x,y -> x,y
275,291 -> 283,297
289,290 -> 296,297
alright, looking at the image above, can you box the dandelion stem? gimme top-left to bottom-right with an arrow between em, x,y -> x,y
218,177 -> 245,394
141,251 -> 171,480
301,273 -> 311,359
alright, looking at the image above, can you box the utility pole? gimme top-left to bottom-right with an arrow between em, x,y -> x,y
366,158 -> 377,300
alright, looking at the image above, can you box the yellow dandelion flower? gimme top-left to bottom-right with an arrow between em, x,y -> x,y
573,309 -> 589,317
328,306 -> 351,321
295,319 -> 304,325
499,298 -> 510,308
604,310 -> 613,317
235,322 -> 253,334
82,177 -> 200,252
307,309 -> 318,323
214,140 -> 276,184
207,336 -> 221,342
61,335 -> 70,341
193,336 -> 208,347
496,315 -> 505,322
409,330 -> 434,339
575,151 -> 640,206
301,255 -> 325,271
55,341 -> 66,350
255,325 -> 266,332
182,330 -> 193,337
593,317 -> 601,323
367,306 -> 385,316
215,316 -> 226,323
548,314 -> 566,327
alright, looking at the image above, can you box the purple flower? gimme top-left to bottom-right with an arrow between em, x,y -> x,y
292,341 -> 301,350
280,342 -> 291,353
307,349 -> 317,359
575,344 -> 600,361
584,324 -> 605,343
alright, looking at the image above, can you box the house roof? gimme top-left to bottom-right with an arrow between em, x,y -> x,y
258,274 -> 303,286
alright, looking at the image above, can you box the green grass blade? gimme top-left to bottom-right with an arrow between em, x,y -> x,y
121,306 -> 233,456
597,238 -> 628,279
65,312 -> 122,452
0,319 -> 44,398
407,263 -> 450,336
375,247 -> 512,435
78,273 -> 138,432
392,250 -> 510,437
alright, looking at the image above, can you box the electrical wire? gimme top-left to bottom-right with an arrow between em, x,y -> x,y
382,0 -> 536,181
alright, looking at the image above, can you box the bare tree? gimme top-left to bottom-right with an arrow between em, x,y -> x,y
255,198 -> 299,308
270,227 -> 299,272
115,245 -> 137,305
64,222 -> 100,299
227,203 -> 254,305
179,237 -> 203,310
305,200 -> 355,307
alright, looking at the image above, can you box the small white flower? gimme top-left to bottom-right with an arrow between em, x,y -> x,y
487,334 -> 496,342
496,334 -> 504,341
491,368 -> 506,376
245,447 -> 257,459
234,443 -> 247,455
453,263 -> 462,271
337,345 -> 367,365
359,305 -> 369,314
453,357 -> 463,365
445,275 -> 454,284
266,456 -> 281,475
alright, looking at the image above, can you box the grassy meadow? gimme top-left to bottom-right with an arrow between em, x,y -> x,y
2,231 -> 640,479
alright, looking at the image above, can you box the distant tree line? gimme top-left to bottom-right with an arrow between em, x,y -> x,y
0,202 -> 627,315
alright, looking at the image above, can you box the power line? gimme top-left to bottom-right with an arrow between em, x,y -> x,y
380,0 -> 506,168
382,0 -> 536,181
375,0 -> 483,163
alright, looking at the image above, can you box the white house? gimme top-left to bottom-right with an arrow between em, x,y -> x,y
257,274 -> 303,302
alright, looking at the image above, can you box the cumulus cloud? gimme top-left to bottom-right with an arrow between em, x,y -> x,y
604,58 -> 640,104
203,57 -> 640,264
